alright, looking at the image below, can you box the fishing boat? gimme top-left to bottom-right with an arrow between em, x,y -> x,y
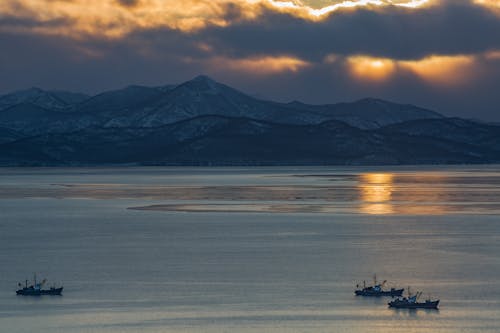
354,274 -> 404,297
388,289 -> 439,309
16,274 -> 63,296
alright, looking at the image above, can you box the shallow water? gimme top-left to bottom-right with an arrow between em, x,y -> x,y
1,166 -> 499,332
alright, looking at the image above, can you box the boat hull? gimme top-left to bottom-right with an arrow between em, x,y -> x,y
388,300 -> 439,309
355,288 -> 404,297
16,287 -> 63,296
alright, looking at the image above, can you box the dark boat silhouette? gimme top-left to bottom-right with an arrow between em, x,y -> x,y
16,274 -> 63,296
354,274 -> 404,297
388,289 -> 439,309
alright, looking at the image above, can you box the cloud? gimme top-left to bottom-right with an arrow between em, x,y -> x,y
0,0 -> 438,38
399,55 -> 477,85
190,55 -> 312,76
257,0 -> 435,20
484,50 -> 500,60
115,0 -> 141,7
199,1 -> 500,63
0,0 -> 245,37
0,0 -> 498,40
474,0 -> 500,11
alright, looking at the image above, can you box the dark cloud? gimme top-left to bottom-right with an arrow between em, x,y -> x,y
0,30 -> 205,93
0,16 -> 73,30
115,0 -> 141,7
198,2 -> 500,61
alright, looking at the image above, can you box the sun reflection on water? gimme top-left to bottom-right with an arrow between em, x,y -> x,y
358,173 -> 394,214
357,172 -> 458,215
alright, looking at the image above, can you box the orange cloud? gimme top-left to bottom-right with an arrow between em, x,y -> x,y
0,0 -> 435,38
0,0 -> 257,37
399,55 -> 476,85
202,55 -> 312,75
473,0 -> 500,10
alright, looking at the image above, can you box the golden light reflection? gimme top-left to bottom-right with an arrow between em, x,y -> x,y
357,172 -> 460,215
358,173 -> 394,214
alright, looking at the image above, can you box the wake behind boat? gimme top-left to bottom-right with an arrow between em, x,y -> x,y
16,274 -> 63,296
354,274 -> 404,297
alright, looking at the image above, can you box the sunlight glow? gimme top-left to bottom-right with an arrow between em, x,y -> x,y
263,0 -> 433,20
474,0 -> 500,10
347,56 -> 397,81
393,0 -> 433,8
345,54 -> 478,85
399,55 -> 476,85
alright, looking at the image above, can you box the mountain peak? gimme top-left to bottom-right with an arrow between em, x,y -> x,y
192,75 -> 216,83
288,100 -> 305,105
180,75 -> 221,94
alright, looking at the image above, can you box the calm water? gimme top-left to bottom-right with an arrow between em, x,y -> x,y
1,166 -> 500,332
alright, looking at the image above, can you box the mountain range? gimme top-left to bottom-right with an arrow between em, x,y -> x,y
1,75 -> 499,166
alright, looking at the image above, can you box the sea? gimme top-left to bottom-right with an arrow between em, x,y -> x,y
1,166 -> 499,332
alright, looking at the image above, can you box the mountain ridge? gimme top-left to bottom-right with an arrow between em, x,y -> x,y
0,75 -> 497,166
0,75 -> 444,130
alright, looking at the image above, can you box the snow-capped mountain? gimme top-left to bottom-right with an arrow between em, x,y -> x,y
0,75 -> 497,166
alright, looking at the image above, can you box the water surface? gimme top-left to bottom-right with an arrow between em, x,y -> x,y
1,166 -> 499,332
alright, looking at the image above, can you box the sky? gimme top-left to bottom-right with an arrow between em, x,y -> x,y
1,0 -> 499,120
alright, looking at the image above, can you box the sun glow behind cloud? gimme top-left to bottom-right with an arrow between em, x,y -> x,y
265,0 -> 434,20
346,56 -> 397,81
344,53 -> 484,85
